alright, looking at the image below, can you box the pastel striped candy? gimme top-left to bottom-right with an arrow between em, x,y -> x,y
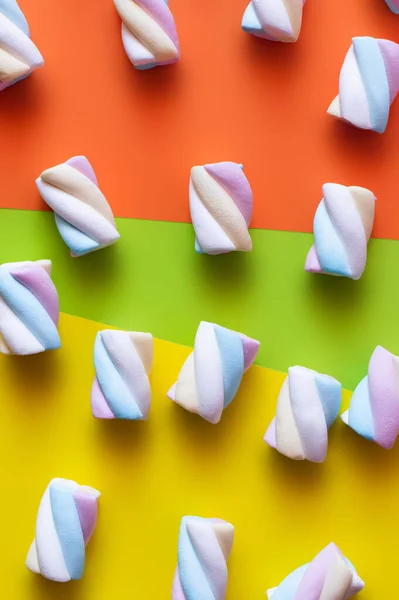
241,0 -> 306,43
114,0 -> 180,70
0,0 -> 44,91
267,543 -> 364,600
26,478 -> 100,582
172,516 -> 234,600
167,322 -> 260,424
36,156 -> 120,257
265,366 -> 342,462
190,162 -> 253,255
91,330 -> 153,420
328,37 -> 399,134
341,346 -> 399,449
0,260 -> 60,355
385,0 -> 399,13
305,183 -> 376,280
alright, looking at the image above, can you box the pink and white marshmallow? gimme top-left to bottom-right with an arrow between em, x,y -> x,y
385,0 -> 399,13
265,366 -> 342,462
190,162 -> 253,255
26,478 -> 100,582
91,330 -> 153,420
36,156 -> 120,257
328,36 -> 399,134
0,260 -> 60,355
242,0 -> 306,43
342,346 -> 399,449
167,321 -> 260,424
114,0 -> 180,70
267,543 -> 364,599
305,183 -> 376,280
0,0 -> 44,91
172,516 -> 234,600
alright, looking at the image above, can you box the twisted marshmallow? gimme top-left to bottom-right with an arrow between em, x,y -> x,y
385,0 -> 399,13
172,516 -> 234,600
242,0 -> 306,43
26,478 -> 100,582
328,37 -> 399,134
190,162 -> 253,255
91,329 -> 153,420
167,321 -> 259,424
0,0 -> 43,91
305,183 -> 375,280
36,156 -> 120,257
265,366 -> 342,462
267,543 -> 364,600
0,260 -> 60,355
114,0 -> 180,70
341,346 -> 399,449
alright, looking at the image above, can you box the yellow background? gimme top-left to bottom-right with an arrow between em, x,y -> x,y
0,313 -> 394,598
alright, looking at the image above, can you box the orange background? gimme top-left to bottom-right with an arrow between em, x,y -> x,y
1,0 -> 399,238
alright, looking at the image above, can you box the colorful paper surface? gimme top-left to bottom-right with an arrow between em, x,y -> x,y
1,209 -> 399,390
1,1 -> 398,596
1,312 -> 397,598
0,0 -> 399,237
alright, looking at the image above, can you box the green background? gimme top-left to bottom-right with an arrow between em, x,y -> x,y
1,208 -> 396,390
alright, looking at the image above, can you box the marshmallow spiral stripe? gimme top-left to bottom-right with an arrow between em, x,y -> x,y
26,479 -> 100,582
190,162 -> 253,255
267,543 -> 364,600
0,260 -> 60,355
172,516 -> 234,600
167,322 -> 260,424
265,366 -> 342,462
91,330 -> 153,420
341,346 -> 399,449
0,0 -> 43,91
114,0 -> 180,70
36,156 -> 120,257
305,184 -> 375,280
385,0 -> 399,13
242,0 -> 306,43
327,37 -> 399,134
